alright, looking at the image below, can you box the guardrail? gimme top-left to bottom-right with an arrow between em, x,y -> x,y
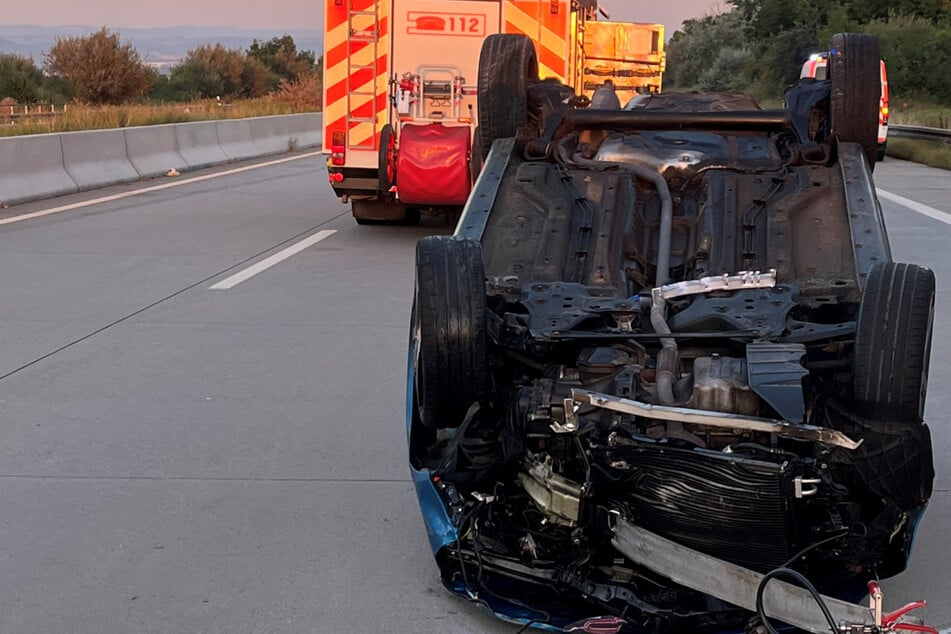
890,124 -> 951,144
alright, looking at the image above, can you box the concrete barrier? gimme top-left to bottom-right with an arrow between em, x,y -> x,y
249,116 -> 297,155
61,128 -> 139,191
251,113 -> 321,154
245,114 -> 321,155
284,113 -> 322,148
215,119 -> 259,161
124,125 -> 186,178
0,134 -> 78,207
1,113 -> 323,208
174,121 -> 229,170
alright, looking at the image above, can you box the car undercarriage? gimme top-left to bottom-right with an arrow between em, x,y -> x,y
407,33 -> 937,634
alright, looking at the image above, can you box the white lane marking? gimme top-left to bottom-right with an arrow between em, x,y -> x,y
877,188 -> 951,226
209,230 -> 337,290
0,151 -> 323,228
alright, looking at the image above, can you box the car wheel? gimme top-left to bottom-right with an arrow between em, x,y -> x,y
829,33 -> 882,169
477,34 -> 538,160
853,262 -> 935,422
379,124 -> 397,193
877,141 -> 887,162
413,236 -> 487,429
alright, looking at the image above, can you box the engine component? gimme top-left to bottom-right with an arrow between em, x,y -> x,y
515,454 -> 583,527
687,355 -> 760,415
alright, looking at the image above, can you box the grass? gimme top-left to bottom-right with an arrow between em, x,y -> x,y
889,99 -> 951,128
0,98 -> 314,137
883,98 -> 951,170
885,137 -> 951,170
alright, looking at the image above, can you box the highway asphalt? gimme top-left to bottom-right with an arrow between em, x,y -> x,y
0,153 -> 948,633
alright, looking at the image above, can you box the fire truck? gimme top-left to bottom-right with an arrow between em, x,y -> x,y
322,0 -> 666,224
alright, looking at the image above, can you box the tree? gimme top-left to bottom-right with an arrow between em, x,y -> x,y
0,54 -> 44,103
665,12 -> 751,89
864,16 -> 951,100
247,35 -> 317,91
44,28 -> 157,104
170,44 -> 271,99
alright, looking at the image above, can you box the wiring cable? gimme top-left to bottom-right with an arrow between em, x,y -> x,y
755,567 -> 839,634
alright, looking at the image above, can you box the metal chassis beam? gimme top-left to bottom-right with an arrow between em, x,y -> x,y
612,519 -> 874,634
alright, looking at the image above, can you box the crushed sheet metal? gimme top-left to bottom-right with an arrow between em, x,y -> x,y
570,388 -> 862,450
612,519 -> 874,634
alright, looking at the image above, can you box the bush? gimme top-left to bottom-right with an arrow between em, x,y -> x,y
696,47 -> 754,92
272,74 -> 321,110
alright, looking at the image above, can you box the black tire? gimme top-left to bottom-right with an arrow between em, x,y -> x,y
401,207 -> 421,226
877,141 -> 887,162
853,262 -> 935,422
829,33 -> 882,169
470,126 -> 482,186
379,124 -> 396,192
413,236 -> 487,429
477,34 -> 538,160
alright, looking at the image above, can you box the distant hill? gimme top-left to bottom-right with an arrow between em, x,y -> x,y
0,25 -> 323,64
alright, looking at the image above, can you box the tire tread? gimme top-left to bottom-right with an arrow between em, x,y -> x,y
853,262 -> 935,422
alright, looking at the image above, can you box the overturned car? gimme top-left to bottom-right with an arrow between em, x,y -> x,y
408,32 -> 936,633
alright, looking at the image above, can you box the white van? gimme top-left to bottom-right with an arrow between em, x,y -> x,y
801,52 -> 889,160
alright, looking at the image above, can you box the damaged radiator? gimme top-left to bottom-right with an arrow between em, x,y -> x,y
601,443 -> 804,572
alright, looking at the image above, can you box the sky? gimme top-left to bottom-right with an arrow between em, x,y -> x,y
4,0 -> 725,38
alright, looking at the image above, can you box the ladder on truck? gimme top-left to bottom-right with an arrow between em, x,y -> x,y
346,1 -> 381,151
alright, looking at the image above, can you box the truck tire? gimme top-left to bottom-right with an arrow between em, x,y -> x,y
852,262 -> 935,422
477,34 -> 538,160
379,124 -> 396,193
470,126 -> 482,186
353,197 -> 418,225
829,33 -> 881,169
413,236 -> 487,429
401,207 -> 421,226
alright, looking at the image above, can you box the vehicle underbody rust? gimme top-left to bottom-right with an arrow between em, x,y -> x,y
407,32 -> 937,634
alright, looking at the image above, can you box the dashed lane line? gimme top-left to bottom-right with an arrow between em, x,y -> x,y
209,230 -> 337,290
878,188 -> 951,226
0,151 -> 323,228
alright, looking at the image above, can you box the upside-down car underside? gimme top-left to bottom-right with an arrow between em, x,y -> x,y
408,36 -> 936,634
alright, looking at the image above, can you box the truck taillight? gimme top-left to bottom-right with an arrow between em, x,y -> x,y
331,131 -> 346,166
